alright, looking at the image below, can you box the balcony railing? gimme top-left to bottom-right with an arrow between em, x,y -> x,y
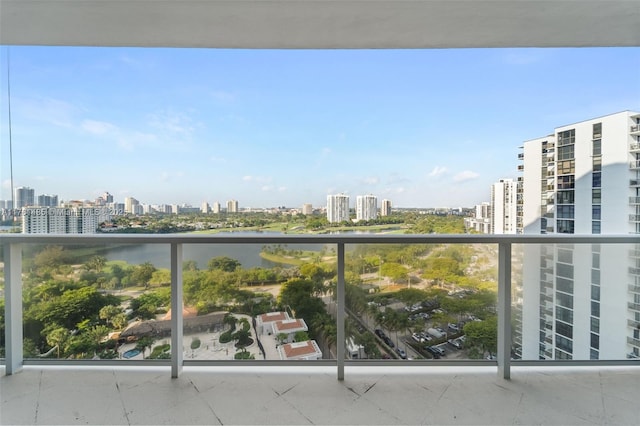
630,197 -> 640,204
631,143 -> 640,152
630,160 -> 640,170
2,233 -> 639,381
631,125 -> 640,134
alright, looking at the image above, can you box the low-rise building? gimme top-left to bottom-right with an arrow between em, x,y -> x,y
277,340 -> 322,360
256,311 -> 291,335
272,318 -> 308,343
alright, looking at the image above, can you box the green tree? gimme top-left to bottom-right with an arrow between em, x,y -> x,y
135,336 -> 155,358
46,327 -> 70,358
380,262 -> 408,282
207,256 -> 241,272
131,262 -> 156,289
463,316 -> 497,358
85,255 -> 107,273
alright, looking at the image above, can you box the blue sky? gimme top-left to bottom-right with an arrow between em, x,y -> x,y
1,47 -> 638,208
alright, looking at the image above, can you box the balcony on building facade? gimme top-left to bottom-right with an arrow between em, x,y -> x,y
630,160 -> 640,170
630,142 -> 640,152
630,197 -> 640,205
629,284 -> 640,294
518,153 -> 524,160
517,164 -> 524,171
630,179 -> 640,187
630,214 -> 640,223
2,232 -> 639,382
629,302 -> 640,312
631,125 -> 640,135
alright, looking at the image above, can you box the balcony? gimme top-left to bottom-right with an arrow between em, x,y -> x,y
631,143 -> 640,152
631,179 -> 640,187
630,197 -> 640,204
630,215 -> 640,223
627,337 -> 640,347
2,234 -> 640,425
630,160 -> 640,170
629,302 -> 640,312
631,125 -> 640,135
629,284 -> 640,294
518,153 -> 524,160
517,164 -> 525,171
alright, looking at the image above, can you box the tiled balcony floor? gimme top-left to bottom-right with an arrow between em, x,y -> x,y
1,365 -> 639,425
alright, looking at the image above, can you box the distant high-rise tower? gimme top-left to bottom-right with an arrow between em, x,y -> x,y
326,194 -> 350,223
227,200 -> 239,213
37,194 -> 58,207
14,187 -> 35,209
302,203 -> 313,215
212,202 -> 221,214
380,199 -> 392,217
490,179 -> 517,234
516,110 -> 640,361
356,194 -> 378,221
201,201 -> 210,213
124,197 -> 139,214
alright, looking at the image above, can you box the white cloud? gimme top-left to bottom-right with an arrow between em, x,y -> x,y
82,119 -> 117,135
278,186 -> 287,192
147,110 -> 196,136
243,175 -> 254,182
453,170 -> 480,183
359,176 -> 380,185
429,166 -> 448,177
261,185 -> 273,191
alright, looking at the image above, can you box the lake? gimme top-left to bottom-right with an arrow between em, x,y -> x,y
103,231 -> 331,269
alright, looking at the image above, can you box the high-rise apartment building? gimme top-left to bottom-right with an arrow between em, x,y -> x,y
380,199 -> 392,217
212,202 -> 221,214
14,187 -> 35,209
302,203 -> 313,215
517,110 -> 640,361
491,179 -> 517,234
37,194 -> 58,207
124,197 -> 139,214
356,194 -> 377,221
227,200 -> 239,213
326,194 -> 350,223
464,202 -> 491,233
201,201 -> 210,213
22,207 -> 99,234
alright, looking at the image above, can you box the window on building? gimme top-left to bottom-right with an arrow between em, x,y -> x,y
556,291 -> 574,308
557,247 -> 573,264
591,268 -> 600,285
558,145 -> 575,160
557,205 -> 575,219
558,129 -> 576,146
591,301 -> 600,317
556,262 -> 574,279
557,306 -> 573,323
593,123 -> 602,139
591,284 -> 600,301
592,221 -> 601,234
557,160 -> 575,175
592,172 -> 601,188
592,189 -> 601,203
557,191 -> 575,204
556,321 -> 573,338
593,155 -> 602,171
556,277 -> 574,293
592,137 -> 602,154
592,252 -> 600,268
557,175 -> 575,189
590,317 -> 600,333
592,205 -> 601,220
590,333 -> 599,349
556,335 -> 573,353
557,219 -> 575,233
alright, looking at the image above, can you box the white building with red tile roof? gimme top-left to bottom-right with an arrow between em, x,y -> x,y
256,311 -> 291,335
272,318 -> 308,343
277,340 -> 322,361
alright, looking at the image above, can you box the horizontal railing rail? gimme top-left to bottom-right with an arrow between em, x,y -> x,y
2,233 -> 639,380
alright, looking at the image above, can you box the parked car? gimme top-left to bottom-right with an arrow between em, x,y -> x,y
411,332 -> 424,343
447,338 -> 462,349
448,323 -> 459,332
395,348 -> 407,359
425,346 -> 441,359
383,336 -> 395,348
420,332 -> 433,342
427,345 -> 445,356
375,329 -> 386,339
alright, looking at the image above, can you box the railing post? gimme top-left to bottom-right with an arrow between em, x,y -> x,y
4,242 -> 23,375
497,242 -> 512,380
170,243 -> 183,378
336,242 -> 345,381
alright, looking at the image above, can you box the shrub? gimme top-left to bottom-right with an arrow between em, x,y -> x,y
190,338 -> 201,350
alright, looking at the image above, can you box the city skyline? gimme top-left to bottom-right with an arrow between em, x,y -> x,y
1,46 -> 638,207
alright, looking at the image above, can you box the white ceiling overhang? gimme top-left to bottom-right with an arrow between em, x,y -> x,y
1,0 -> 639,49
